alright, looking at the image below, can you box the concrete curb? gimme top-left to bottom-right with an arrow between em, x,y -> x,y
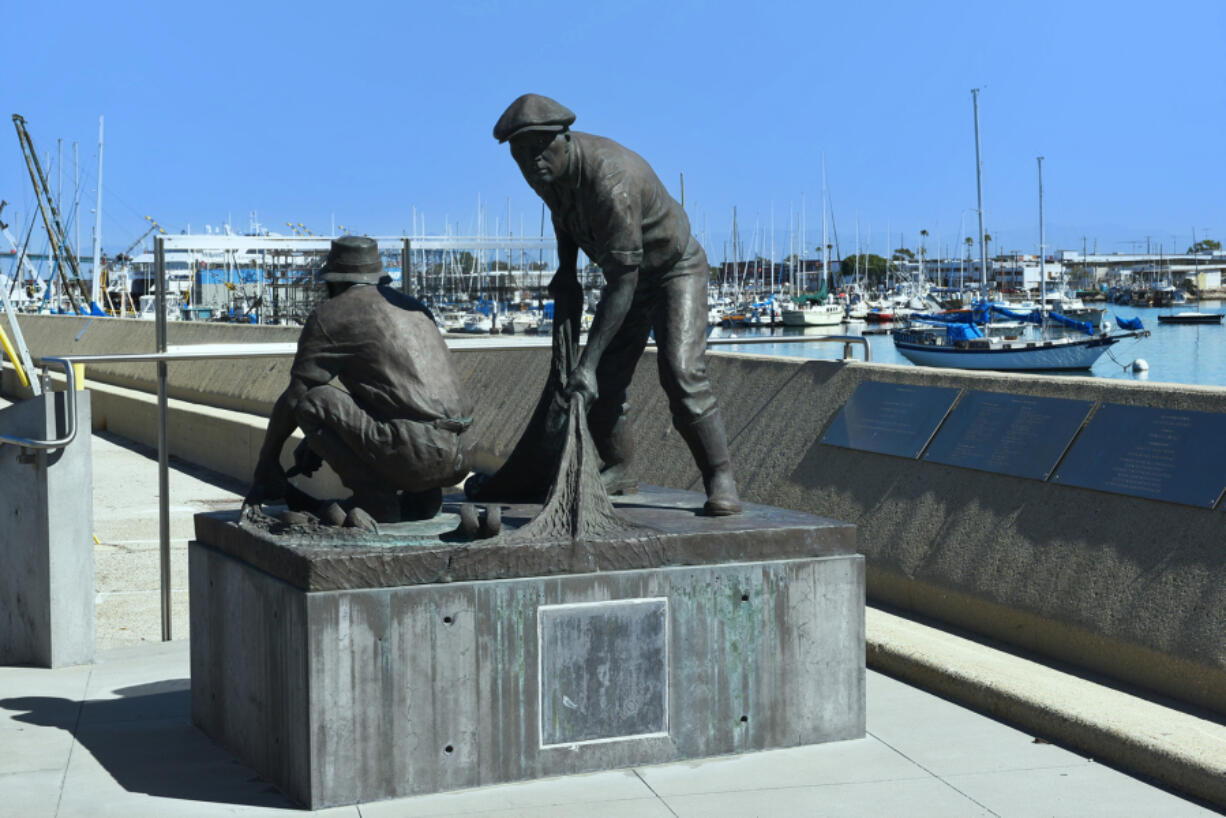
866,606 -> 1226,810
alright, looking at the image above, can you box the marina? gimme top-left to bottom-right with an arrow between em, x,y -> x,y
705,304 -> 1226,386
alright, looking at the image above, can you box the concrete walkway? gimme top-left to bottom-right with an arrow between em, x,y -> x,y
0,429 -> 1218,816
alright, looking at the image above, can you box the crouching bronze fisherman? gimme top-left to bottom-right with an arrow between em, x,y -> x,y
244,236 -> 474,528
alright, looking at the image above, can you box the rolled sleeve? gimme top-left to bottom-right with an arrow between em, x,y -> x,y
596,182 -> 643,269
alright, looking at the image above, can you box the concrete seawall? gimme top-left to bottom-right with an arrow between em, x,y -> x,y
6,312 -> 1226,719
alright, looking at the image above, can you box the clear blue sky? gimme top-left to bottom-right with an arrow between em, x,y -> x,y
5,0 -> 1223,263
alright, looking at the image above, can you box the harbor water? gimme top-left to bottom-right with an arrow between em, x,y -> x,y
708,301 -> 1226,388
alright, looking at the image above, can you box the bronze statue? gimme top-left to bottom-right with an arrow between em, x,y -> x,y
484,94 -> 742,516
243,236 -> 474,527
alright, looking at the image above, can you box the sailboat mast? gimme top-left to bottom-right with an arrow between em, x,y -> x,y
1037,156 -> 1046,329
821,154 -> 828,294
800,195 -> 806,292
73,141 -> 79,277
770,202 -> 775,294
971,89 -> 987,302
91,115 -> 103,307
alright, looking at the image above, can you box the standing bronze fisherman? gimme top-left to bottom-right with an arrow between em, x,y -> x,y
491,94 -> 741,516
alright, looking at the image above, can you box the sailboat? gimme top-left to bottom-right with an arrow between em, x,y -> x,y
781,155 -> 843,327
893,94 -> 1147,371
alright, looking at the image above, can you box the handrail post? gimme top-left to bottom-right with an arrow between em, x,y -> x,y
155,235 -> 171,641
401,237 -> 411,296
0,357 -> 75,449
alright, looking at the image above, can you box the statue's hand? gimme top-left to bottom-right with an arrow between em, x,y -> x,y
245,458 -> 288,506
548,267 -> 579,299
289,439 -> 323,478
563,365 -> 598,406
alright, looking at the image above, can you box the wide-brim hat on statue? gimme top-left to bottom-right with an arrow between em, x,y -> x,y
319,235 -> 387,284
493,94 -> 576,143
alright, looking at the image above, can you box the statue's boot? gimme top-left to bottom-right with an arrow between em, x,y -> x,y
401,487 -> 444,521
677,409 -> 743,516
283,483 -> 324,513
592,404 -> 638,495
345,487 -> 403,524
294,419 -> 402,524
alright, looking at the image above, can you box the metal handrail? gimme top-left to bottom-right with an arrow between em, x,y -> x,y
0,348 -> 300,450
0,331 -> 871,642
0,356 -> 77,449
1,346 -> 304,644
705,334 -> 872,361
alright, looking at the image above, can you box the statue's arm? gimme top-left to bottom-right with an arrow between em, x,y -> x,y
548,226 -> 580,296
244,377 -> 310,505
256,378 -> 308,467
566,264 -> 638,402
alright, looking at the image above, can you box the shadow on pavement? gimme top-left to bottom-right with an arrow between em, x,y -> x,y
0,679 -> 298,810
95,430 -> 249,496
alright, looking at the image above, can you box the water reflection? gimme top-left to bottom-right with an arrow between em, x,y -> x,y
708,300 -> 1226,387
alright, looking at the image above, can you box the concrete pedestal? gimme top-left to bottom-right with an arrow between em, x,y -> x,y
190,488 -> 863,809
0,391 -> 95,667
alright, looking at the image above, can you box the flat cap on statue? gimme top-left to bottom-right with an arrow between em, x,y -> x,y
493,94 -> 576,143
319,235 -> 386,284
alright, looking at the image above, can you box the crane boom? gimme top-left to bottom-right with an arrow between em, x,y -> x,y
12,114 -> 88,313
117,220 -> 162,261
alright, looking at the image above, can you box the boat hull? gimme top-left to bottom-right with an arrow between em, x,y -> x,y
780,307 -> 843,327
894,336 -> 1119,371
1157,313 -> 1223,325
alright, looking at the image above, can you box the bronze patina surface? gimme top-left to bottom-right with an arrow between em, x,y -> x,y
472,94 -> 742,517
196,486 -> 855,592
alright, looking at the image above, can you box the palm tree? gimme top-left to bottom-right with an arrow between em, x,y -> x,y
919,229 -> 929,282
983,233 -> 994,294
964,236 -> 974,289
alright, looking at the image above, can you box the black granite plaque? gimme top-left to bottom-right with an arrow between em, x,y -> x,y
1052,404 -> 1226,507
538,599 -> 669,746
822,381 -> 961,458
923,391 -> 1094,480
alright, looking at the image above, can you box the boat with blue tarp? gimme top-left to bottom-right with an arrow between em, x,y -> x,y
892,303 -> 1148,371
